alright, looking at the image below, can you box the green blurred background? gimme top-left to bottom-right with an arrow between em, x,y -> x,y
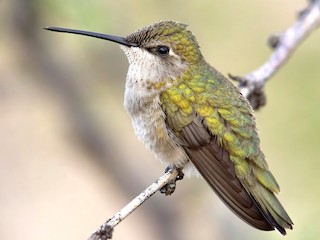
1,0 -> 319,239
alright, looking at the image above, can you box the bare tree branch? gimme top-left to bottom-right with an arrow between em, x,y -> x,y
88,1 -> 320,239
88,168 -> 180,240
230,0 -> 320,110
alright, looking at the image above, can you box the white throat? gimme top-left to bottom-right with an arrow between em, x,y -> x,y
120,46 -> 187,97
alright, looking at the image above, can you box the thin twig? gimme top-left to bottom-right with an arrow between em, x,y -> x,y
88,168 -> 179,240
230,0 -> 320,110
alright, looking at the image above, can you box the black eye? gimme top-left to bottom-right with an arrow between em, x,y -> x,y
156,46 -> 170,56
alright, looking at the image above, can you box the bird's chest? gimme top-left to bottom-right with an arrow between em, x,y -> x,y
124,89 -> 187,165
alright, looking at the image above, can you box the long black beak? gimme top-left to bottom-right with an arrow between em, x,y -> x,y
44,27 -> 138,47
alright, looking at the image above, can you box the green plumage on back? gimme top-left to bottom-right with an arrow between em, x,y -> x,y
161,62 -> 292,234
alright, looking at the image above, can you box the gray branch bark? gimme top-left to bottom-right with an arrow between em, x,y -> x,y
230,0 -> 320,110
88,168 -> 180,240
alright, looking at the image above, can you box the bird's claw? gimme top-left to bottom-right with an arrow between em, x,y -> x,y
160,166 -> 184,196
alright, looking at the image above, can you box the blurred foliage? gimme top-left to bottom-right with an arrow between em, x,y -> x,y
0,0 -> 319,240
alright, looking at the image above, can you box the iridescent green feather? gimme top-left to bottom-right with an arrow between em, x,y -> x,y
161,62 -> 291,228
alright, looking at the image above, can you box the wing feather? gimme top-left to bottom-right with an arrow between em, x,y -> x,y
161,72 -> 292,234
181,120 -> 275,231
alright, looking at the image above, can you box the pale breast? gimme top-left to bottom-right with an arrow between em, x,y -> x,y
124,90 -> 188,167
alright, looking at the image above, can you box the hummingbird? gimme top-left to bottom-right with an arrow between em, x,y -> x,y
45,21 -> 293,235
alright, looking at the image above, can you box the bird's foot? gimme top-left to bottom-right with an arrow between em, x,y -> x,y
160,166 -> 184,196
